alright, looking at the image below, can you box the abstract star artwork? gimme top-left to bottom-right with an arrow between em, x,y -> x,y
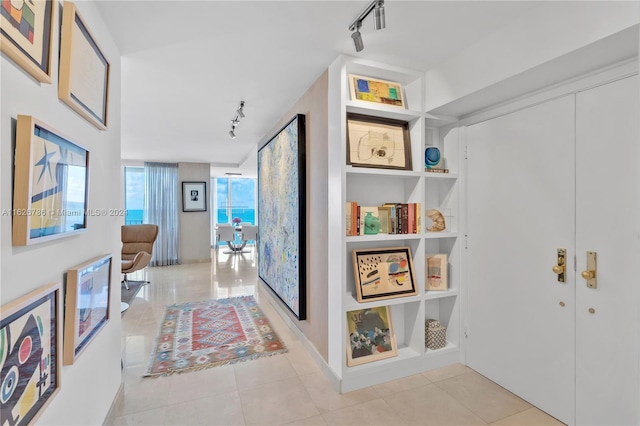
0,282 -> 62,425
13,115 -> 90,246
257,114 -> 306,320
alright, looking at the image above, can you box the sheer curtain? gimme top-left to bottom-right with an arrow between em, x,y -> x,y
144,162 -> 179,266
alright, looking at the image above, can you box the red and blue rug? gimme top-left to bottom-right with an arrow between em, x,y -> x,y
144,295 -> 287,377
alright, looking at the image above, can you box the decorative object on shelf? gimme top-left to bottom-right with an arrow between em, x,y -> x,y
13,115 -> 89,246
0,0 -> 55,83
346,305 -> 397,366
361,206 -> 380,235
347,0 -> 385,52
348,73 -> 403,107
346,113 -> 412,170
426,254 -> 448,291
0,282 -> 62,425
229,100 -> 246,138
63,254 -> 112,365
258,114 -> 306,320
424,146 -> 450,173
425,319 -> 447,350
426,209 -> 446,232
377,206 -> 391,234
182,181 -> 207,212
352,247 -> 418,302
59,1 -> 110,130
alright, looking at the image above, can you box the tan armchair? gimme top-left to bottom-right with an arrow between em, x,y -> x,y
121,224 -> 158,289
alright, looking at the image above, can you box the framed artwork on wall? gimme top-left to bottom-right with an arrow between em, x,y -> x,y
59,1 -> 110,130
426,254 -> 448,291
63,254 -> 112,365
346,305 -> 398,366
13,115 -> 90,246
348,74 -> 405,108
352,246 -> 418,302
182,181 -> 207,212
258,114 -> 306,320
0,282 -> 62,425
0,0 -> 55,83
346,113 -> 412,171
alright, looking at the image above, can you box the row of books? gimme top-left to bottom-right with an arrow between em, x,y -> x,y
346,202 -> 422,236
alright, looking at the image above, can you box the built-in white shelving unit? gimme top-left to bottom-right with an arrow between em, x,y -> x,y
327,56 -> 462,392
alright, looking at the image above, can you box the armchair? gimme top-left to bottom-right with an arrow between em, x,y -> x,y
121,224 -> 158,290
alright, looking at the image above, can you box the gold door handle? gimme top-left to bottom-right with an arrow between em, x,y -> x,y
553,248 -> 566,283
581,251 -> 597,289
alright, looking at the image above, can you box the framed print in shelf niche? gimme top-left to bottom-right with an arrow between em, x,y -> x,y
13,115 -> 89,246
64,254 -> 112,365
346,305 -> 398,366
352,247 -> 418,302
182,181 -> 207,212
0,0 -> 55,83
0,282 -> 62,425
59,1 -> 110,130
346,113 -> 412,171
348,74 -> 405,108
258,114 -> 306,320
426,254 -> 448,291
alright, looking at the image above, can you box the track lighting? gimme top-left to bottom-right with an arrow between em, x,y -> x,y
348,0 -> 386,52
228,101 -> 245,139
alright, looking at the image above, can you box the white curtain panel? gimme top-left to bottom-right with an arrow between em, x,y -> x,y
144,162 -> 179,266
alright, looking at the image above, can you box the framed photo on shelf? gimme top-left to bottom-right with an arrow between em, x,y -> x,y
13,115 -> 89,246
258,114 -> 306,320
348,74 -> 405,108
182,181 -> 207,212
346,113 -> 412,171
0,282 -> 62,425
426,254 -> 448,291
64,254 -> 112,365
352,246 -> 418,302
346,305 -> 398,366
0,0 -> 55,83
59,1 -> 110,130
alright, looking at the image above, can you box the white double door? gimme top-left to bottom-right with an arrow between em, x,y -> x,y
466,74 -> 639,425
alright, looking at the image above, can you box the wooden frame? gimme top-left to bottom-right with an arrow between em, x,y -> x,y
182,181 -> 207,212
352,247 -> 418,302
0,282 -> 62,425
59,1 -> 110,130
426,254 -> 448,291
63,254 -> 112,365
0,0 -> 55,83
258,114 -> 306,320
346,306 -> 398,366
13,115 -> 90,246
348,74 -> 405,108
346,113 -> 412,170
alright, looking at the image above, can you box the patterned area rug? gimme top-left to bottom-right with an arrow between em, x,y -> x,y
144,295 -> 287,377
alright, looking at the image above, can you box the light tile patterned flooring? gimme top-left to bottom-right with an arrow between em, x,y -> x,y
112,249 -> 563,425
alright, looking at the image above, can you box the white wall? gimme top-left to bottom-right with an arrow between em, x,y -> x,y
425,1 -> 640,114
178,162 -> 212,263
0,1 -> 122,424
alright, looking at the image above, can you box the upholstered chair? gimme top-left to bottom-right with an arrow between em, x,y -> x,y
121,224 -> 159,290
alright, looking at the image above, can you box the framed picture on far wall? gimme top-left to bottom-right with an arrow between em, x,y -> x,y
13,115 -> 89,246
258,114 -> 306,320
0,0 -> 55,83
346,305 -> 398,367
182,181 -> 207,212
0,282 -> 62,425
64,254 -> 112,365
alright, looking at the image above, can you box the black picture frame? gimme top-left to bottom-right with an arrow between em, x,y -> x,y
257,114 -> 306,320
182,181 -> 207,212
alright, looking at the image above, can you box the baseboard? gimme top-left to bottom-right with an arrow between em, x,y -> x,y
102,381 -> 124,426
257,282 -> 342,392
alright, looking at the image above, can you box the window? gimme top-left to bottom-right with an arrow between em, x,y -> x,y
216,177 -> 256,225
124,166 -> 144,224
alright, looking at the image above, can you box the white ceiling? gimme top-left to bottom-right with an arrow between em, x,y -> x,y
95,0 -> 545,176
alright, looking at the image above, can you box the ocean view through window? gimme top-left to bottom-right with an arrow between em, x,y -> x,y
216,177 -> 256,245
124,166 -> 144,224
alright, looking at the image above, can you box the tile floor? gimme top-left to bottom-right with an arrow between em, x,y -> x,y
111,248 -> 563,426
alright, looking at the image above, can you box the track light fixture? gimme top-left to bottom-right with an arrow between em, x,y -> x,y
229,101 -> 245,139
348,0 -> 385,52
